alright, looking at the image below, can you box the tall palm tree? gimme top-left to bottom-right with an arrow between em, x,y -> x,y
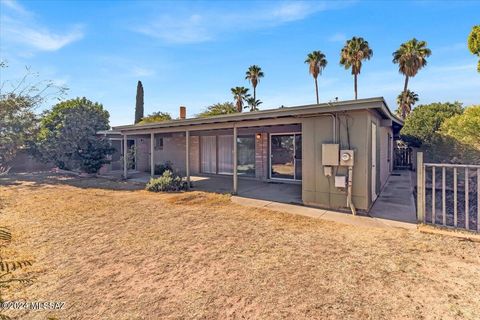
339,37 -> 373,100
396,90 -> 419,119
304,51 -> 327,104
393,38 -> 431,110
231,86 -> 250,112
245,65 -> 264,101
245,97 -> 262,112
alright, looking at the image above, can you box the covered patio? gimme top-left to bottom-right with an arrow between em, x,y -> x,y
120,172 -> 302,205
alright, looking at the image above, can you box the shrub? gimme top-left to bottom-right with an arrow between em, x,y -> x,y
154,161 -> 173,175
31,97 -> 113,173
146,170 -> 188,192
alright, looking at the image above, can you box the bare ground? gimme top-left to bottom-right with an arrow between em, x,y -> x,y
0,173 -> 479,320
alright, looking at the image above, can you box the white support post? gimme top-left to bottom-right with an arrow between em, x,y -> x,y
233,125 -> 238,194
185,130 -> 190,189
123,134 -> 128,179
150,132 -> 154,177
416,152 -> 424,223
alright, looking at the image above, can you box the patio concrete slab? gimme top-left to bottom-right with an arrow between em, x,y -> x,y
232,196 -> 416,230
190,175 -> 302,204
369,170 -> 417,223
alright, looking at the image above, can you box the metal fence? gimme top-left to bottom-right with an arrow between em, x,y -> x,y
417,152 -> 480,232
394,145 -> 413,170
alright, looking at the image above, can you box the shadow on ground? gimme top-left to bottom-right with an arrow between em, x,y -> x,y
0,172 -> 144,191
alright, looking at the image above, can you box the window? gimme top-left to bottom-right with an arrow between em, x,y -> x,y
237,136 -> 255,176
155,137 -> 164,150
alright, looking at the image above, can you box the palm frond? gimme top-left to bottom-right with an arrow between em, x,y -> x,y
0,260 -> 34,273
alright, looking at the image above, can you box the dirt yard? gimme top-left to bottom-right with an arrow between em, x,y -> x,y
1,173 -> 479,320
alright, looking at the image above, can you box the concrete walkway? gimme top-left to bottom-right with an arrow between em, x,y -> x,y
369,170 -> 417,223
231,196 -> 416,230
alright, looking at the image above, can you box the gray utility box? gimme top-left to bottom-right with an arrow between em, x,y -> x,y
339,150 -> 354,166
322,144 -> 339,166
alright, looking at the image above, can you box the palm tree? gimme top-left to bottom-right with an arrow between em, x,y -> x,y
392,38 -> 431,110
245,97 -> 262,112
304,51 -> 327,104
396,90 -> 419,119
231,86 -> 250,112
339,37 -> 373,100
245,65 -> 264,101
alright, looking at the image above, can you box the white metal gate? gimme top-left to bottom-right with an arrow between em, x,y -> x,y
417,152 -> 480,232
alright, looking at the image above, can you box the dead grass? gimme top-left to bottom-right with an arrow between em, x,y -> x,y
0,173 -> 479,320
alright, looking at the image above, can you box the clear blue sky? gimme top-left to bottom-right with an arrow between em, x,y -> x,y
1,0 -> 479,126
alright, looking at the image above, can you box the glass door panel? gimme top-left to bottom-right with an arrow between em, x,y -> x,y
237,136 -> 255,176
270,134 -> 295,180
295,134 -> 302,180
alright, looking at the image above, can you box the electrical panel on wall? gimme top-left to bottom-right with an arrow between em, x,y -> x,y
321,144 -> 339,166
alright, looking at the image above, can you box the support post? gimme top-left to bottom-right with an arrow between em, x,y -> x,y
150,133 -> 154,177
185,130 -> 190,189
233,125 -> 238,194
416,152 -> 424,223
123,134 -> 128,179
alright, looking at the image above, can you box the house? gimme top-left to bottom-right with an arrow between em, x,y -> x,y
102,97 -> 403,212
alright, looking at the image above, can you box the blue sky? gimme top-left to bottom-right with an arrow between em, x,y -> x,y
1,0 -> 479,126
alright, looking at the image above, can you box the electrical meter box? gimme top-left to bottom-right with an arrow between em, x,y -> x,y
339,150 -> 354,166
322,144 -> 339,166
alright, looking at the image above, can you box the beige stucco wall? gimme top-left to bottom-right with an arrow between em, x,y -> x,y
302,111 -> 370,211
379,125 -> 393,188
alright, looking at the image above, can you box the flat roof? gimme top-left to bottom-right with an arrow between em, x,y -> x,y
112,97 -> 403,133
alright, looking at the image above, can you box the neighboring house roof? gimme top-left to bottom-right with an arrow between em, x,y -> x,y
112,97 -> 403,134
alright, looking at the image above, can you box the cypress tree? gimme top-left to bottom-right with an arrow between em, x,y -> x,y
135,81 -> 144,124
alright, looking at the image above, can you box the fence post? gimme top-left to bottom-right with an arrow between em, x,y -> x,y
416,152 -> 424,223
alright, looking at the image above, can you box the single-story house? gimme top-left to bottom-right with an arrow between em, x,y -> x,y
100,97 -> 403,212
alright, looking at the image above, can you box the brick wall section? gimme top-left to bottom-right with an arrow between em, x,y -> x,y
189,136 -> 200,174
255,133 -> 268,180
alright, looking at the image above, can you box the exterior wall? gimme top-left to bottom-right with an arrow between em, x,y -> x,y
135,137 -> 150,172
189,136 -> 200,175
379,125 -> 393,188
255,132 -> 268,180
10,150 -> 53,173
302,111 -> 370,211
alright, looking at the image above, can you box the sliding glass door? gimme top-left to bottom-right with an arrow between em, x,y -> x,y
270,133 -> 302,181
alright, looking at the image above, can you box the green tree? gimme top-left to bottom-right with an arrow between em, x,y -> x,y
33,97 -> 114,173
135,81 -> 144,123
305,50 -> 327,104
197,102 -> 237,117
245,97 -> 262,112
0,63 -> 67,175
231,86 -> 250,112
393,38 -> 431,112
138,111 -> 172,124
395,90 -> 419,119
0,95 -> 37,174
340,37 -> 373,100
440,105 -> 480,150
467,25 -> 480,72
400,102 -> 463,147
245,65 -> 264,101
